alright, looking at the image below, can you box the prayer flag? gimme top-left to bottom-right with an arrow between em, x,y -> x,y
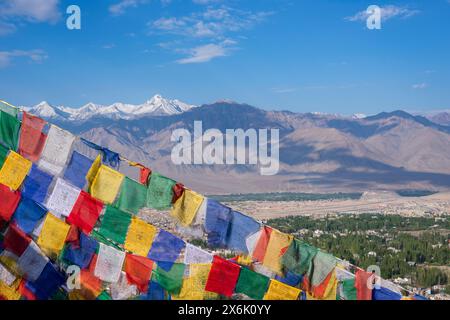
341,278 -> 357,300
94,243 -> 125,283
45,178 -> 81,218
263,229 -> 293,274
81,138 -> 121,169
114,177 -> 147,214
124,254 -> 153,293
62,232 -> 98,269
252,226 -> 272,262
282,239 -> 318,276
90,165 -> 124,204
171,189 -> 204,226
264,279 -> 301,300
0,110 -> 21,151
37,213 -> 71,257
0,151 -> 32,190
184,243 -> 213,265
144,280 -> 166,300
355,269 -> 373,301
152,262 -> 185,295
38,125 -> 75,175
18,112 -> 47,162
98,206 -> 132,245
13,196 -> 47,234
67,191 -> 103,234
63,151 -> 94,189
0,102 -> 18,117
147,230 -> 185,271
3,224 -> 32,256
124,217 -> 157,256
372,287 -> 402,300
26,263 -> 65,300
173,264 -> 217,300
226,211 -> 261,254
0,183 -> 21,222
86,154 -> 101,186
146,172 -> 176,210
275,271 -> 303,287
22,165 -> 53,204
17,242 -> 49,282
0,143 -> 8,168
205,256 -> 241,297
310,251 -> 337,287
204,199 -> 232,247
306,271 -> 338,300
235,267 -> 270,300
110,271 -> 138,300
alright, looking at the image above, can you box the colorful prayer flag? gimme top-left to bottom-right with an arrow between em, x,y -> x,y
90,165 -> 124,204
3,224 -> 32,256
21,165 -> 54,204
124,254 -> 153,293
204,199 -> 232,247
98,206 -> 132,245
205,256 -> 241,297
262,229 -> 293,274
264,279 -> 301,300
124,217 -> 157,256
0,151 -> 32,190
37,125 -> 75,175
235,267 -> 270,300
94,243 -> 125,283
0,183 -> 21,222
171,189 -> 204,226
18,112 -> 47,162
0,110 -> 21,151
37,213 -> 71,257
63,151 -> 94,189
173,264 -> 217,300
184,243 -> 213,265
45,178 -> 81,218
147,230 -> 185,271
17,242 -> 49,282
226,211 -> 261,254
282,239 -> 318,276
114,176 -> 147,214
62,232 -> 98,269
146,172 -> 176,210
13,196 -> 47,234
67,191 -> 103,234
152,262 -> 185,295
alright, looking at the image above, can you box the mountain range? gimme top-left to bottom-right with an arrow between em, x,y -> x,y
22,95 -> 450,194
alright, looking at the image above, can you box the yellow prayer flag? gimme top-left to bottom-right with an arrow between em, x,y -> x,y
0,151 -> 32,190
90,165 -> 124,204
306,271 -> 338,300
172,263 -> 217,300
86,155 -> 102,186
171,189 -> 204,226
264,279 -> 301,300
262,229 -> 293,274
0,279 -> 21,300
124,217 -> 157,257
37,213 -> 70,257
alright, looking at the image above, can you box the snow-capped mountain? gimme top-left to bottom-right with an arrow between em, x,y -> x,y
23,95 -> 197,121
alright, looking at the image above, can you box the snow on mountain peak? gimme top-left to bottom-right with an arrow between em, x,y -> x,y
25,95 -> 197,121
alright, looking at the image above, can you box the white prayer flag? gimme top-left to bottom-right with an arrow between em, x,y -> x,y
184,243 -> 213,265
94,243 -> 125,283
0,263 -> 16,286
110,272 -> 138,300
38,125 -> 75,175
17,242 -> 49,282
46,178 -> 81,218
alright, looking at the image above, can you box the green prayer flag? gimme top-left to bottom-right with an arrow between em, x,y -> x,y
146,172 -> 176,210
0,143 -> 9,168
97,291 -> 112,300
282,239 -> 318,276
114,177 -> 147,214
153,263 -> 185,295
98,206 -> 132,245
0,110 -> 21,151
309,251 -> 337,287
235,267 -> 270,300
0,102 -> 19,117
342,278 -> 357,300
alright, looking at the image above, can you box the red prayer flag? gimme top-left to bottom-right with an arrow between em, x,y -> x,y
252,226 -> 272,262
18,112 -> 47,162
67,191 -> 103,234
355,269 -> 373,300
3,224 -> 32,256
140,167 -> 151,185
124,254 -> 153,293
172,182 -> 185,203
19,280 -> 36,300
205,256 -> 241,297
0,183 -> 21,222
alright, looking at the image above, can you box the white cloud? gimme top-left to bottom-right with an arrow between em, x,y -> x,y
346,5 -> 420,22
109,0 -> 147,16
272,87 -> 298,94
412,83 -> 428,90
0,21 -> 17,36
176,43 -> 229,64
1,0 -> 61,23
0,49 -> 48,68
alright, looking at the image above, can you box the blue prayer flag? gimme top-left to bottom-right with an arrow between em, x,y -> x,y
372,287 -> 402,300
26,263 -> 66,300
226,211 -> 261,253
275,271 -> 303,287
63,232 -> 98,269
204,199 -> 232,247
63,151 -> 93,189
22,165 -> 53,204
13,196 -> 47,234
147,230 -> 185,271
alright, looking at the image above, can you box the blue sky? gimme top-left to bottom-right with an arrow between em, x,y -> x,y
0,0 -> 449,115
